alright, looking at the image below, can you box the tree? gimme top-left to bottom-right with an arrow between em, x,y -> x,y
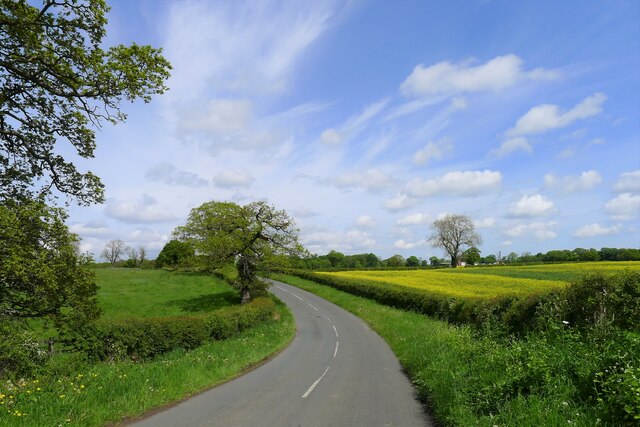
101,239 -> 127,266
483,254 -> 497,264
429,256 -> 440,266
326,250 -> 345,268
463,247 -> 481,265
0,0 -> 171,205
428,214 -> 482,268
385,254 -> 406,267
174,201 -> 305,303
138,245 -> 146,267
0,200 -> 99,328
127,246 -> 139,267
406,255 -> 420,267
155,240 -> 194,268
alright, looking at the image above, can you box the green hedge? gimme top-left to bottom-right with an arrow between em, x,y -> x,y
286,270 -> 639,334
85,297 -> 275,361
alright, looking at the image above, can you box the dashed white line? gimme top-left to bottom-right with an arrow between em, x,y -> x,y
301,367 -> 330,399
306,302 -> 319,311
332,325 -> 339,337
333,341 -> 339,358
275,285 -> 288,292
291,293 -> 304,301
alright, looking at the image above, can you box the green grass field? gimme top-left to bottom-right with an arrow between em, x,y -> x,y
95,268 -> 240,319
319,261 -> 640,299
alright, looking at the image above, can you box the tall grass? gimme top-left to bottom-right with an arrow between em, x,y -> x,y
273,273 -> 639,426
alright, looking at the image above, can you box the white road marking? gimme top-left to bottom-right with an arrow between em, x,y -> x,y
275,285 -> 288,292
333,341 -> 339,358
307,302 -> 319,311
332,325 -> 339,337
291,293 -> 304,301
301,367 -> 330,399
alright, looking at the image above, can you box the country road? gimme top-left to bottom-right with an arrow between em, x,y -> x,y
131,279 -> 429,427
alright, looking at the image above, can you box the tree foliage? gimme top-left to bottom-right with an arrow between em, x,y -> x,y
101,239 -> 127,266
428,214 -> 482,268
174,201 -> 305,302
0,0 -> 171,204
155,239 -> 194,269
0,200 -> 99,327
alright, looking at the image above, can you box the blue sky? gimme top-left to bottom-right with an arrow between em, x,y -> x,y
67,0 -> 640,260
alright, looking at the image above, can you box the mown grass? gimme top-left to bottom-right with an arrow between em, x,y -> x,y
95,268 -> 240,319
0,299 -> 294,426
272,273 -> 634,426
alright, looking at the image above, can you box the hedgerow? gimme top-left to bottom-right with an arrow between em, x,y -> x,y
79,297 -> 276,362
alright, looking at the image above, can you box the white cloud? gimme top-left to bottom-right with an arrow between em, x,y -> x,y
508,93 -> 606,136
331,169 -> 395,192
474,217 -> 496,228
128,229 -> 169,250
613,170 -> 640,193
510,194 -> 555,217
407,170 -> 502,197
146,162 -> 209,187
321,128 -> 343,145
393,239 -> 426,250
69,220 -> 111,237
544,170 -> 602,193
180,99 -> 253,134
397,213 -> 432,226
213,170 -> 255,188
504,221 -> 558,241
355,215 -> 376,228
604,193 -> 640,221
105,195 -> 176,224
573,223 -> 621,238
383,194 -> 417,211
492,137 -> 532,157
400,54 -> 557,98
301,228 -> 376,254
413,138 -> 454,165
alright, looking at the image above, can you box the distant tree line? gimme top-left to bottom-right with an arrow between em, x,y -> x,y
283,246 -> 639,270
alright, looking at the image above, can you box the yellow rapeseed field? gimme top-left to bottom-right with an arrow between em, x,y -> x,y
318,261 -> 640,299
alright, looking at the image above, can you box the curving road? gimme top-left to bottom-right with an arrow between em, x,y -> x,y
131,279 -> 429,426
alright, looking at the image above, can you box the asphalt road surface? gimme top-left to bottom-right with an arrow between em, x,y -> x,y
131,278 -> 430,427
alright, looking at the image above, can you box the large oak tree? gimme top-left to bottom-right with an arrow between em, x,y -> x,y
174,201 -> 305,303
428,214 -> 482,268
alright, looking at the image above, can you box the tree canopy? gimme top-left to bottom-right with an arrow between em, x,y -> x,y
428,214 -> 482,268
155,239 -> 195,269
174,201 -> 305,302
0,0 -> 171,205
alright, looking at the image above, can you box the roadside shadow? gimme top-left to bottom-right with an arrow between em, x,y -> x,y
165,291 -> 241,313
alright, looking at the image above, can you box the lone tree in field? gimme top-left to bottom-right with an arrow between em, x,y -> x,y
428,214 -> 482,268
101,239 -> 127,266
174,201 -> 305,303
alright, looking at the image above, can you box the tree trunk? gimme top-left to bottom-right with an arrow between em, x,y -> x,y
236,255 -> 257,304
450,255 -> 457,268
241,286 -> 251,304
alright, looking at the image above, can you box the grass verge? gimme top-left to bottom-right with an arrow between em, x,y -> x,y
272,273 -> 633,427
0,298 -> 294,427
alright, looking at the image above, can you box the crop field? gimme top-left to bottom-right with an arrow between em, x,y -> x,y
95,268 -> 240,319
317,261 -> 640,299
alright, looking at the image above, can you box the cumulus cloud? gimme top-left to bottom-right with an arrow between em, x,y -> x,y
300,228 -> 376,253
613,170 -> 640,193
573,223 -> 621,238
105,195 -> 176,224
393,239 -> 426,250
504,221 -> 558,241
492,137 -> 532,157
413,138 -> 454,165
331,169 -> 395,192
474,217 -> 496,228
383,194 -> 418,211
508,93 -> 606,136
213,170 -> 255,188
510,194 -> 555,217
397,213 -> 432,226
400,54 -> 557,98
128,228 -> 169,250
544,170 -> 602,193
69,219 -> 111,237
407,170 -> 502,197
355,215 -> 376,228
146,162 -> 209,187
604,193 -> 640,221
